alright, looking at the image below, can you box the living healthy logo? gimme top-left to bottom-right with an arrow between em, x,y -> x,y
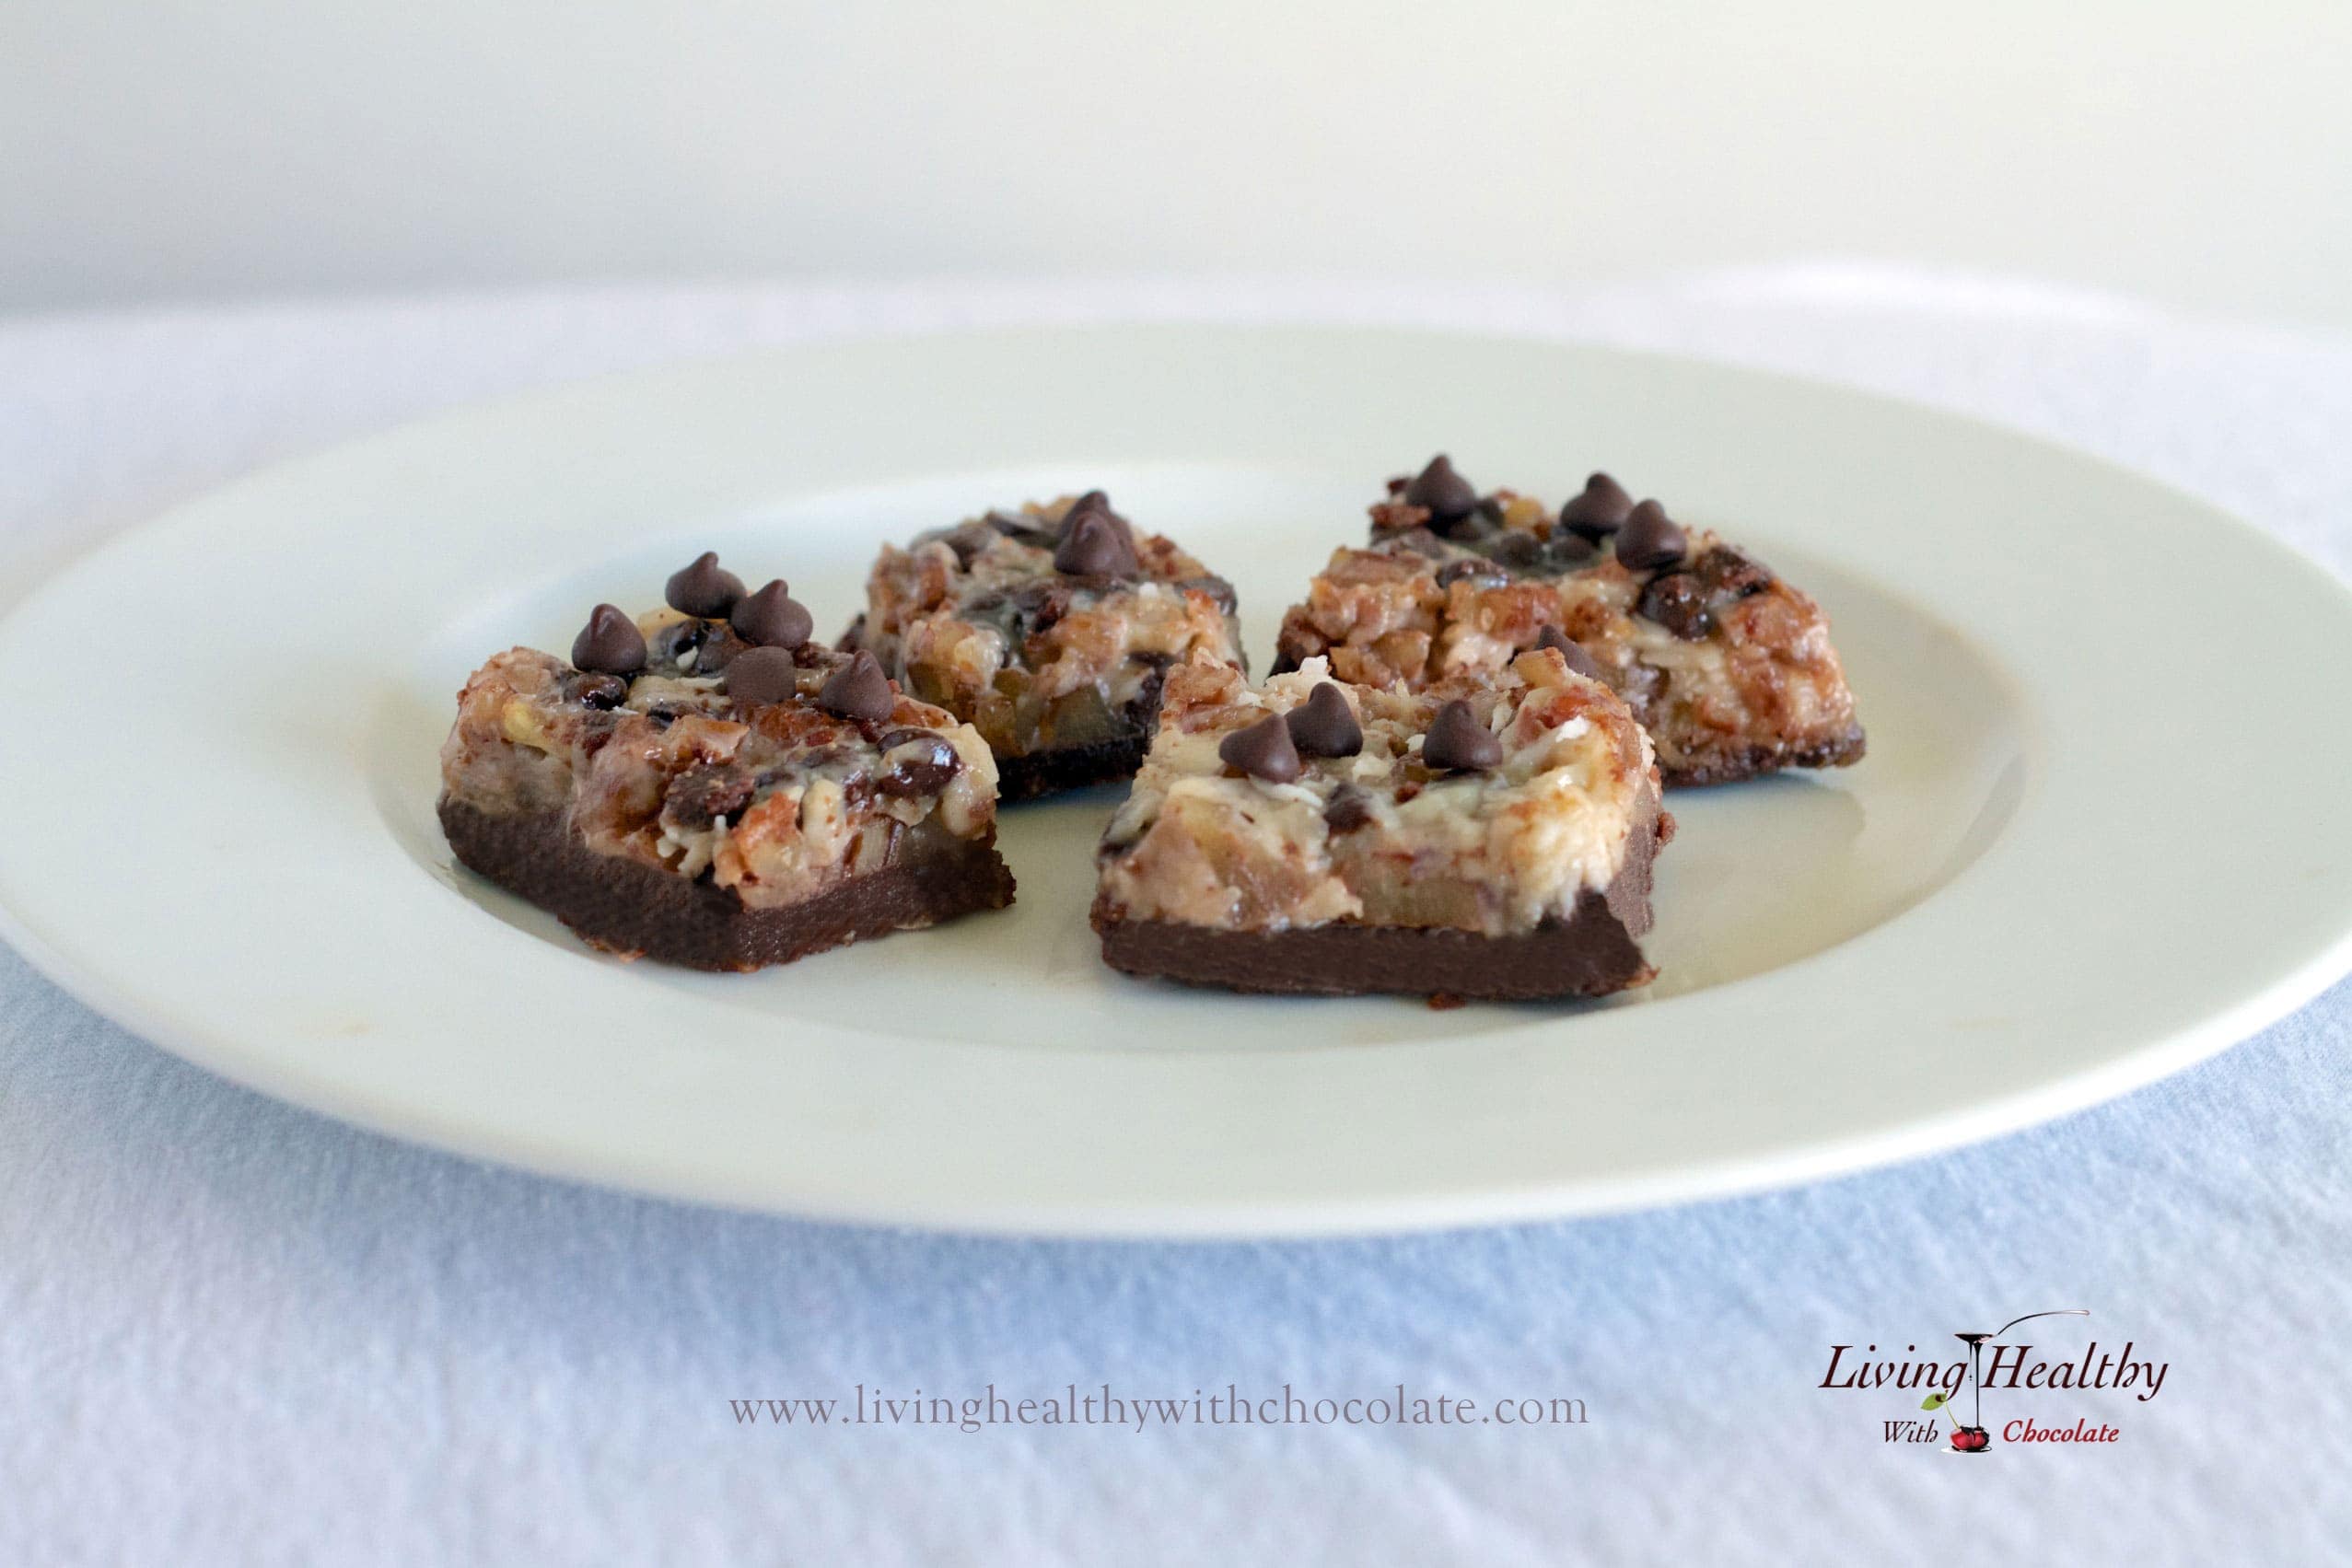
1819,1309 -> 2170,1455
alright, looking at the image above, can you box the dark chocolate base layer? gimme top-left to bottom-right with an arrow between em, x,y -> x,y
1092,792 -> 1665,1001
1659,725 -> 1867,788
1093,894 -> 1652,1002
439,798 -> 1016,971
996,733 -> 1153,802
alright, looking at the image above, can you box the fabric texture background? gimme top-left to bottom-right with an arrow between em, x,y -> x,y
2,273 -> 2346,1565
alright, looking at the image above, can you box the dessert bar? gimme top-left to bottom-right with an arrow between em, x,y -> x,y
1090,647 -> 1669,1001
1274,456 -> 1865,785
439,553 -> 1015,970
844,491 -> 1246,799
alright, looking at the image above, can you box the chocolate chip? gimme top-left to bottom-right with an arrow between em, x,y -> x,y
1636,571 -> 1714,640
1421,699 -> 1502,772
1286,682 -> 1363,758
817,649 -> 896,724
1390,528 -> 1455,559
1613,499 -> 1687,571
921,520 -> 995,565
981,510 -> 1059,549
660,617 -> 710,663
1559,472 -> 1636,538
1121,663 -> 1169,726
1218,713 -> 1302,784
701,628 -> 758,674
665,764 -> 758,829
724,645 -> 800,707
571,604 -> 647,676
1534,624 -> 1603,679
709,620 -> 762,664
575,671 -> 630,709
665,552 -> 746,617
1486,532 -> 1544,570
1403,454 -> 1479,523
1020,579 -> 1077,633
1541,531 -> 1598,570
1435,558 -> 1505,589
880,758 -> 959,798
1053,512 -> 1140,577
1323,784 -> 1375,834
1694,544 -> 1775,598
876,736 -> 961,797
1180,575 -> 1239,616
730,580 -> 814,649
1065,490 -> 1142,551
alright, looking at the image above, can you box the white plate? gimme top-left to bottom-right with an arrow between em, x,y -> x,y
3,326 -> 2348,1237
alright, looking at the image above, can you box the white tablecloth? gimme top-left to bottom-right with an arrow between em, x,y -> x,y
4,273 -> 2347,1565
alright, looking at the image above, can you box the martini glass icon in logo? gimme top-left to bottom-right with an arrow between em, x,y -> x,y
1936,1309 -> 2089,1454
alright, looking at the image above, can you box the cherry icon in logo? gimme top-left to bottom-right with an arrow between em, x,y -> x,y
1950,1425 -> 1990,1453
